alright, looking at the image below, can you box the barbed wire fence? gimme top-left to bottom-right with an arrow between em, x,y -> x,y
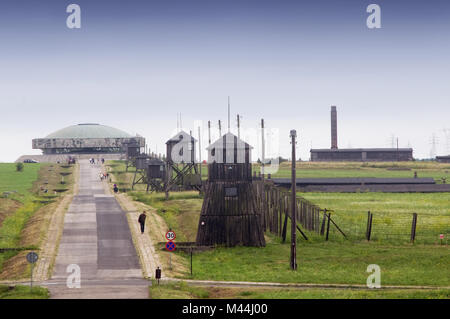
326,210 -> 450,245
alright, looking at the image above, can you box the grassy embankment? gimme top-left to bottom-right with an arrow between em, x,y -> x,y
0,162 -> 74,282
149,281 -> 449,299
107,160 -> 449,298
0,284 -> 48,299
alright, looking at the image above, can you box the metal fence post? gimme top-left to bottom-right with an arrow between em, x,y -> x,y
320,209 -> 327,236
410,213 -> 418,243
325,212 -> 331,241
366,211 -> 373,241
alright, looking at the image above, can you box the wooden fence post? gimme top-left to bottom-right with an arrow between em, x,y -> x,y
410,213 -> 418,243
281,200 -> 288,242
325,212 -> 331,241
320,209 -> 327,236
366,211 -> 373,241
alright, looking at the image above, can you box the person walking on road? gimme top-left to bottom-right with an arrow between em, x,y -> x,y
138,211 -> 147,234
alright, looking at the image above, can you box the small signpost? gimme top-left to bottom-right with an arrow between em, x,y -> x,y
165,241 -> 176,252
440,234 -> 444,245
26,252 -> 38,291
165,230 -> 176,270
165,230 -> 176,241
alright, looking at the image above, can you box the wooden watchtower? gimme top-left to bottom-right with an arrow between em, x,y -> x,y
196,133 -> 265,247
123,139 -> 141,171
132,155 -> 166,192
165,131 -> 202,193
131,154 -> 150,190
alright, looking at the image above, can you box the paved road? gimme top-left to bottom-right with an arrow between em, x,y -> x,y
46,160 -> 148,299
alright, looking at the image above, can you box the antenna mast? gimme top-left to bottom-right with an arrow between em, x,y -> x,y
237,114 -> 240,139
228,96 -> 230,133
208,121 -> 211,145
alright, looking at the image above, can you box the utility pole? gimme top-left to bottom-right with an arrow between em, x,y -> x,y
218,120 -> 222,137
189,130 -> 194,163
237,114 -> 241,139
261,119 -> 265,179
396,138 -> 399,162
198,126 -> 202,176
290,129 -> 297,270
208,121 -> 211,145
228,96 -> 231,133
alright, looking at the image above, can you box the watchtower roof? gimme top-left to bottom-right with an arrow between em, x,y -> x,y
206,132 -> 253,150
166,131 -> 197,144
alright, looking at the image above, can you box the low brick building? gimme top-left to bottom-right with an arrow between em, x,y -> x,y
311,106 -> 414,162
436,155 -> 450,163
310,148 -> 413,162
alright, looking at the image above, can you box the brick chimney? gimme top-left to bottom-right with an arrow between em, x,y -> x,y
331,106 -> 338,149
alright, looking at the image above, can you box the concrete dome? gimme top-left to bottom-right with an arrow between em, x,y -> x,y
45,124 -> 132,139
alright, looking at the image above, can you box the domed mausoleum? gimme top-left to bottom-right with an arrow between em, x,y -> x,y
32,123 -> 145,154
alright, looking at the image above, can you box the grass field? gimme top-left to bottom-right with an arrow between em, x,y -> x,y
149,281 -> 450,299
262,161 -> 450,183
183,240 -> 449,286
0,285 -> 49,299
0,163 -> 41,200
300,192 -> 450,244
0,162 -> 75,279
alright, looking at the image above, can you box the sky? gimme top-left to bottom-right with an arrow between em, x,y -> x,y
0,0 -> 449,162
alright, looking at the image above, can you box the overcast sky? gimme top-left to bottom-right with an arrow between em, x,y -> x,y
0,0 -> 449,162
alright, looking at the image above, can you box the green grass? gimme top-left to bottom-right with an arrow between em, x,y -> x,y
130,191 -> 202,242
149,281 -> 449,299
0,285 -> 49,299
232,287 -> 450,299
0,164 -> 44,272
0,201 -> 41,247
186,240 -> 450,287
255,161 -> 450,183
300,192 -> 450,244
0,163 -> 41,201
0,162 -> 75,276
149,280 -> 210,299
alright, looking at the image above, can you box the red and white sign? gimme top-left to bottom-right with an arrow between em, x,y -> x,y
440,234 -> 444,239
165,230 -> 176,241
165,241 -> 176,252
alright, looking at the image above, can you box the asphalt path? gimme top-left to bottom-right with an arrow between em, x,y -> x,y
46,160 -> 148,299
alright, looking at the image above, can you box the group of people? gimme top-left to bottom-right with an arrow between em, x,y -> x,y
99,172 -> 110,181
89,158 -> 105,165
